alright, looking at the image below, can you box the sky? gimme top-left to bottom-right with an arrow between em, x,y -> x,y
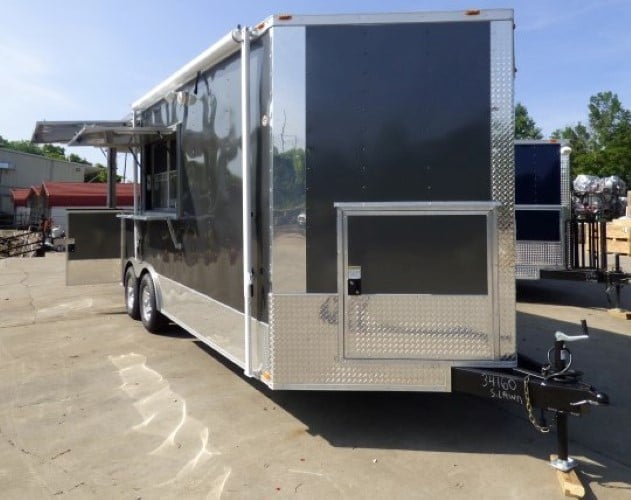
1,0 -> 630,170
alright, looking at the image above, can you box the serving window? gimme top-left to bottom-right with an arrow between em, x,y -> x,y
144,134 -> 179,213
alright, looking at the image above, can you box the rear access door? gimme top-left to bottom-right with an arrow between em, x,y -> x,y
337,202 -> 500,361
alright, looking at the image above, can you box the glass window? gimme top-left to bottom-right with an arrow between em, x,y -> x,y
145,137 -> 178,211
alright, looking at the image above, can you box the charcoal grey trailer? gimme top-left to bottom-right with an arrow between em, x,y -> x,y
107,10 -> 519,390
32,10 -> 610,478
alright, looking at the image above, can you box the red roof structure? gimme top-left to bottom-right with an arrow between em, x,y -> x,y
10,188 -> 32,207
41,182 -> 135,207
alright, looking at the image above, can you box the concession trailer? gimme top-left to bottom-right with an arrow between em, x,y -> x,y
515,140 -> 572,280
32,10 -> 608,475
122,9 -> 519,390
513,140 -> 630,309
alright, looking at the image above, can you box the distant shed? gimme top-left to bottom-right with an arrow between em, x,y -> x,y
11,182 -> 134,230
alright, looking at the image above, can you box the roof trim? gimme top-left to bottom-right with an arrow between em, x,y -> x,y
255,9 -> 513,32
132,31 -> 241,112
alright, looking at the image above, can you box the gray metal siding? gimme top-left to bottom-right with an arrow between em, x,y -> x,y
304,22 -> 492,292
139,42 -> 266,316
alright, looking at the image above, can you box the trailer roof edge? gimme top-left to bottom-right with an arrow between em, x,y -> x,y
131,31 -> 241,113
258,9 -> 513,30
132,9 -> 513,113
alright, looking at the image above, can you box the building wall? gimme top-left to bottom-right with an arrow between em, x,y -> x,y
0,148 -> 87,214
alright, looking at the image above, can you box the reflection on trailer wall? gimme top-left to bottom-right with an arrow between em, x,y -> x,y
138,41 -> 268,317
304,23 -> 492,293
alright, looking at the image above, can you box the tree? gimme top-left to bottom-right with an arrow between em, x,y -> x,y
0,133 -> 93,167
84,164 -> 121,183
553,91 -> 631,183
3,139 -> 43,156
41,144 -> 66,160
515,102 -> 543,139
68,153 -> 90,165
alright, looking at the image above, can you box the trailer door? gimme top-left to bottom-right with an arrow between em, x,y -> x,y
337,202 -> 499,361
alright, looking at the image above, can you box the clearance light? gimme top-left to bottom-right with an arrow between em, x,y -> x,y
278,14 -> 293,21
465,9 -> 481,16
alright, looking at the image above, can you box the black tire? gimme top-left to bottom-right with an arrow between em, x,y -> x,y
138,273 -> 168,333
124,267 -> 140,320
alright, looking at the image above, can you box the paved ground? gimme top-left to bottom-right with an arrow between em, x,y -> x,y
0,253 -> 630,499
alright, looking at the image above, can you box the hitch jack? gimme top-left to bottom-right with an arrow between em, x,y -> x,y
452,320 -> 609,492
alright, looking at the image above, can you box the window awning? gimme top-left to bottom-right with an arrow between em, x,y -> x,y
66,125 -> 175,148
31,120 -> 130,144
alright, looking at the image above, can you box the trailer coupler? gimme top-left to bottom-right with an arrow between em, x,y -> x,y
452,320 -> 609,472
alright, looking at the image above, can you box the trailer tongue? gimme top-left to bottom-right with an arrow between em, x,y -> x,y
453,320 -> 608,474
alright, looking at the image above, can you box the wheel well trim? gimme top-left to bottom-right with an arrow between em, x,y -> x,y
123,258 -> 164,312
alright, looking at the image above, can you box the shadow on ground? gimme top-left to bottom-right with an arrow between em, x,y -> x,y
158,278 -> 630,492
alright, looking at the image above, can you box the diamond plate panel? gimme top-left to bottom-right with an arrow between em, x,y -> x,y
515,265 -> 540,280
344,295 -> 492,360
560,148 -> 571,208
515,242 -> 564,279
269,294 -> 450,390
516,241 -> 563,266
491,20 -> 516,360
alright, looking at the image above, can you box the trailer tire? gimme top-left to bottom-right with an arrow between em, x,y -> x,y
139,273 -> 167,333
124,267 -> 140,320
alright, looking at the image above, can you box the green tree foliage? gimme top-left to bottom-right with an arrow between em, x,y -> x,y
552,91 -> 631,184
2,139 -> 43,156
515,102 -> 543,139
84,164 -> 121,183
41,144 -> 66,160
0,135 -> 91,165
68,153 -> 90,165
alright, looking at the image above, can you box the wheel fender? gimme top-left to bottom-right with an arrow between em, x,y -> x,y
138,266 -> 164,312
124,258 -> 164,313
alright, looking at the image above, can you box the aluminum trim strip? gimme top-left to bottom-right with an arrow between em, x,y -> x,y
256,10 -> 514,33
159,309 -> 246,370
334,201 -> 501,211
117,212 -> 177,221
490,19 -> 516,360
269,26 -> 307,295
514,139 -> 567,145
515,205 -> 563,211
268,383 -> 449,392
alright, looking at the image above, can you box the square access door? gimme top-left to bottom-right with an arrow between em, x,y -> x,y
336,202 -> 500,361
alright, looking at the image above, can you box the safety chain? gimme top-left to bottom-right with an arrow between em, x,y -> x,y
524,375 -> 550,433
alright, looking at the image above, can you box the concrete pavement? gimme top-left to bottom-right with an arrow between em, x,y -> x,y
0,253 -> 630,499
